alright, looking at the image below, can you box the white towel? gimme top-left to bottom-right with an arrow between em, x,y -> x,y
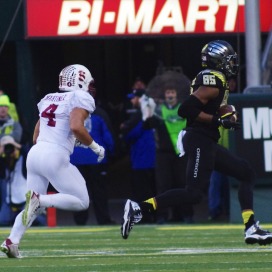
177,130 -> 186,157
139,95 -> 156,121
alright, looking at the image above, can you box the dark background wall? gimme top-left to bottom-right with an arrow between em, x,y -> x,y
1,36 -> 249,103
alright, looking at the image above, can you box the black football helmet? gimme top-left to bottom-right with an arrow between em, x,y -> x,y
201,40 -> 239,78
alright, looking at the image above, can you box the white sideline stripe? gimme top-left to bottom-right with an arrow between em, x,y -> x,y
163,248 -> 272,254
156,224 -> 272,231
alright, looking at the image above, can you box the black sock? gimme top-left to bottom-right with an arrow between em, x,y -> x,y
245,214 -> 256,230
139,202 -> 155,213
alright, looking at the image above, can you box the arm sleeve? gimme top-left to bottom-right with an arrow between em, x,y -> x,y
178,95 -> 204,121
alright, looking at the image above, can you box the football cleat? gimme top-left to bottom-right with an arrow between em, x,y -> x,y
245,221 -> 272,245
121,199 -> 142,239
22,190 -> 40,227
0,239 -> 22,258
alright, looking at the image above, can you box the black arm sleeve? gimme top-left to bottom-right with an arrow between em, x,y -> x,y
178,95 -> 204,121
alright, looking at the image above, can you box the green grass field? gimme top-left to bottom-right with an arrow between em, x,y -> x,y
1,224 -> 272,272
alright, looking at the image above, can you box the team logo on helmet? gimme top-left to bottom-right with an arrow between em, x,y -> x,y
201,40 -> 239,78
59,64 -> 94,92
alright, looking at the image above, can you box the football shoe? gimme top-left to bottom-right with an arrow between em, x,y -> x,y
22,190 -> 40,227
121,199 -> 142,239
0,239 -> 22,258
245,221 -> 272,245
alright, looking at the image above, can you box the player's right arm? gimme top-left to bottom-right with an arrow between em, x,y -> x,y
178,70 -> 223,125
70,107 -> 94,146
192,86 -> 219,124
70,107 -> 105,162
178,85 -> 219,124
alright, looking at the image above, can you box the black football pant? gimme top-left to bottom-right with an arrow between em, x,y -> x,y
155,130 -> 255,211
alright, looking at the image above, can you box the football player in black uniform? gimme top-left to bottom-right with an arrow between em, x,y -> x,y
121,40 -> 272,245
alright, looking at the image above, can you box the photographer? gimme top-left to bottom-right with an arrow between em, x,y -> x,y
0,136 -> 46,226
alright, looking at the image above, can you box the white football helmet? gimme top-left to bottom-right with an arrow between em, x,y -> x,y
59,64 -> 94,92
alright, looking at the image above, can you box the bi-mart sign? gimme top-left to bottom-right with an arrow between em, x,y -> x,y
229,94 -> 272,182
26,0 -> 272,38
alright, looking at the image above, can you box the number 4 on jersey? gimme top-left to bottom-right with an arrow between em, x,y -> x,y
41,104 -> 58,127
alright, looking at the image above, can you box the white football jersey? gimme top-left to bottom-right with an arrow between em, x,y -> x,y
37,90 -> 95,153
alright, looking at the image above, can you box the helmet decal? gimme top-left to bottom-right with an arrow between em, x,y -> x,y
201,40 -> 239,78
59,64 -> 94,92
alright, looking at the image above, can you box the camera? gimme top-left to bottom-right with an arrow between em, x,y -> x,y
4,144 -> 15,156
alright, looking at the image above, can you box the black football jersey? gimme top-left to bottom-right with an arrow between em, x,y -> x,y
186,69 -> 230,140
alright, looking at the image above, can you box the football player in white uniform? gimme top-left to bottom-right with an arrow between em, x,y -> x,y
0,64 -> 105,258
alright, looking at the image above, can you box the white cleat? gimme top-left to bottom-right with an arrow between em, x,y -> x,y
245,221 -> 272,245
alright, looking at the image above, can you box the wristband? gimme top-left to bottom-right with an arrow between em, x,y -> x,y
89,140 -> 99,151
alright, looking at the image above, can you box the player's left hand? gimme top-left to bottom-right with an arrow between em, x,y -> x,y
89,141 -> 105,162
95,146 -> 105,163
215,113 -> 241,130
219,117 -> 241,130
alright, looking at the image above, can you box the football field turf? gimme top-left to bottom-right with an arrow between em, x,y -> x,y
1,224 -> 272,271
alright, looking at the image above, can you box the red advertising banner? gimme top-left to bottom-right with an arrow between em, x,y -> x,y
26,0 -> 272,38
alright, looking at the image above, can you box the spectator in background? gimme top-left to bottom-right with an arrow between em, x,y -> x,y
131,77 -> 146,90
70,105 -> 115,225
120,89 -> 156,223
0,87 -> 19,122
0,95 -> 23,179
228,77 -> 238,93
0,135 -> 46,226
143,87 -> 194,224
0,95 -> 22,142
0,86 -> 31,146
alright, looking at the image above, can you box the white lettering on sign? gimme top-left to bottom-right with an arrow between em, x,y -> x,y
58,0 -> 103,35
88,0 -> 103,34
104,12 -> 115,24
243,108 -> 271,140
57,0 -> 245,36
243,107 -> 272,172
116,0 -> 155,34
264,140 -> 272,171
186,0 -> 218,32
58,1 -> 91,35
151,0 -> 184,33
220,0 -> 239,31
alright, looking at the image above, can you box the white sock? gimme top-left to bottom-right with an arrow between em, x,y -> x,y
9,211 -> 28,244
